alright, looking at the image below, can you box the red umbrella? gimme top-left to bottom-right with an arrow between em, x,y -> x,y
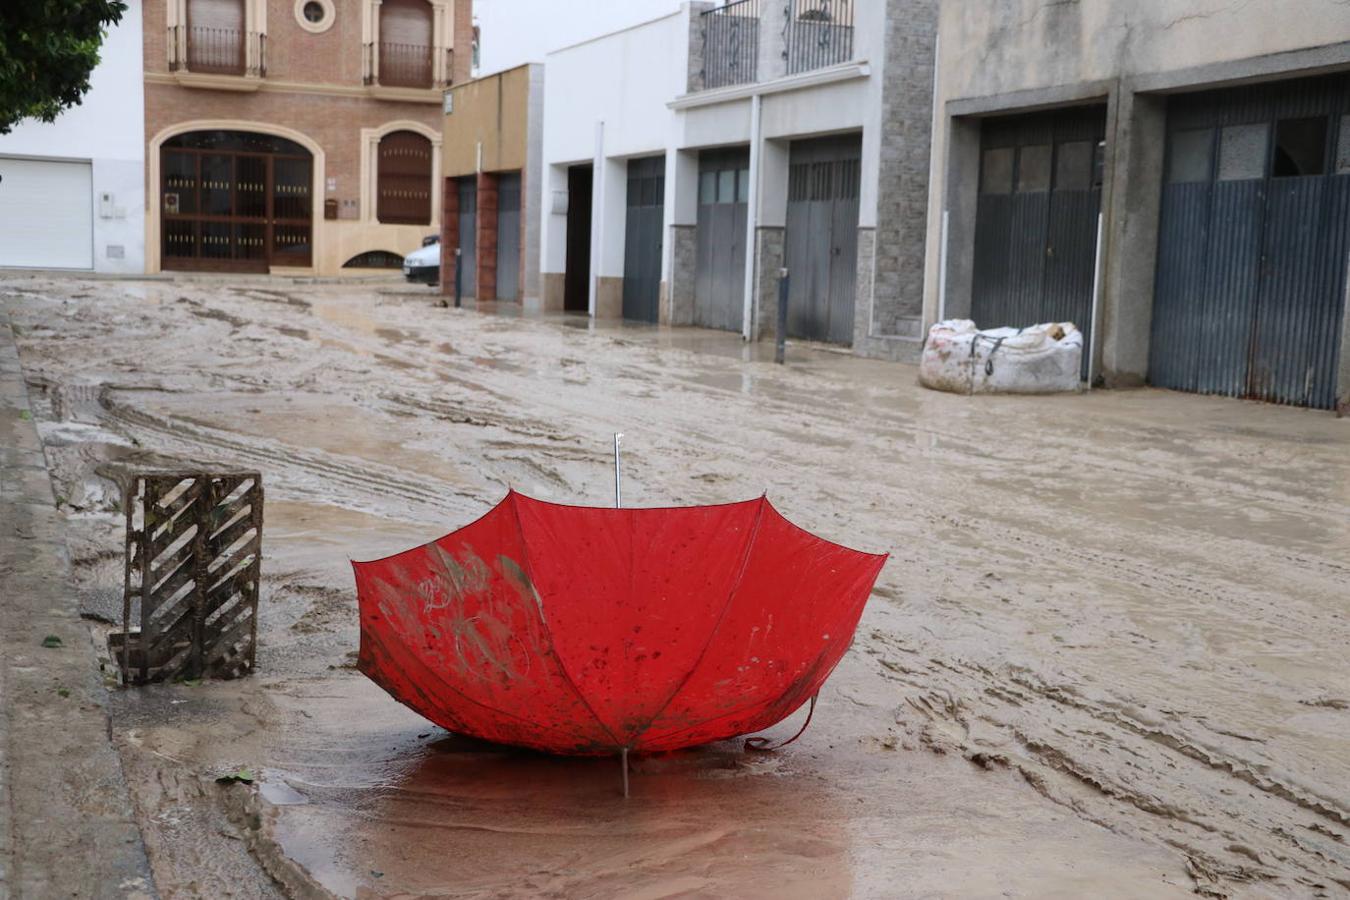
352,491 -> 886,763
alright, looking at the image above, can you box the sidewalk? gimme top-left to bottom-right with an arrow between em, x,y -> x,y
0,311 -> 153,899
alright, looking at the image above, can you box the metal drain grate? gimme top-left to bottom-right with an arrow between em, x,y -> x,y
110,471 -> 263,685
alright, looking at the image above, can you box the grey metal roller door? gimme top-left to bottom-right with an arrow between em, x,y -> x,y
784,134 -> 861,345
456,176 -> 477,296
971,107 -> 1106,379
623,156 -> 665,323
1151,73 -> 1350,409
694,148 -> 749,332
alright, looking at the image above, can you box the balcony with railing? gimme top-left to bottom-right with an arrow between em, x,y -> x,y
377,41 -> 434,89
692,0 -> 857,92
186,25 -> 246,76
701,0 -> 760,90
785,0 -> 855,75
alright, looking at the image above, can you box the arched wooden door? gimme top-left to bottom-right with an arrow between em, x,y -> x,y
160,130 -> 313,272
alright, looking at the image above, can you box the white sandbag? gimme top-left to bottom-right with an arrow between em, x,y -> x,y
919,319 -> 1083,395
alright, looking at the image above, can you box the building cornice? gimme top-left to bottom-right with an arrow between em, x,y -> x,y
668,61 -> 870,110
145,72 -> 442,104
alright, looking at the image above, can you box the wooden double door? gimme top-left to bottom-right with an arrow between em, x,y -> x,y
161,131 -> 313,272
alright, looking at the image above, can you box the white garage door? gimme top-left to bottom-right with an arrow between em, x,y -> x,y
0,157 -> 94,270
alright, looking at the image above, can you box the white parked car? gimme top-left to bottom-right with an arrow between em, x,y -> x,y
402,236 -> 440,285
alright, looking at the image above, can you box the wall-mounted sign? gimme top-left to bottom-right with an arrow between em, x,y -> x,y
164,193 -> 180,214
551,190 -> 569,216
443,92 -> 454,115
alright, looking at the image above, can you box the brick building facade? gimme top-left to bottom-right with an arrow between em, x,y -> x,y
142,0 -> 472,275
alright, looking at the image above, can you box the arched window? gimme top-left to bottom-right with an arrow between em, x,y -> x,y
379,0 -> 434,88
343,250 -> 405,269
377,131 -> 433,225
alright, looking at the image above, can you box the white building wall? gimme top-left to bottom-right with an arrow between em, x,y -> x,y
541,0 -> 892,333
541,7 -> 691,305
0,0 -> 146,274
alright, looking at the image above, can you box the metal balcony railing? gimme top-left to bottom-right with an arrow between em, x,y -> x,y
187,26 -> 246,76
701,0 -> 760,89
378,41 -> 434,89
784,0 -> 854,75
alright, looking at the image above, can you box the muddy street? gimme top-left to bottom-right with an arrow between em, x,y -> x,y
3,273 -> 1348,898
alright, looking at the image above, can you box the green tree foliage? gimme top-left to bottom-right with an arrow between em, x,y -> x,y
0,1 -> 128,134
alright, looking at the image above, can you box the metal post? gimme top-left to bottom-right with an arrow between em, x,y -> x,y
616,432 -> 627,795
775,268 -> 789,364
613,433 -> 623,508
454,247 -> 463,309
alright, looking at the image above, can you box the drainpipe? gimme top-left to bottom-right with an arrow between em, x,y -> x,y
1087,212 -> 1105,387
741,93 -> 762,341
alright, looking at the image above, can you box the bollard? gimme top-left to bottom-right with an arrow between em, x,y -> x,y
454,247 -> 463,309
775,268 -> 789,365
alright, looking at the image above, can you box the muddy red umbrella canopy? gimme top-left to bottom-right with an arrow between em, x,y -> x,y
352,491 -> 887,755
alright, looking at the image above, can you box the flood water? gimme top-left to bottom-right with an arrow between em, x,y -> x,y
3,275 -> 1347,898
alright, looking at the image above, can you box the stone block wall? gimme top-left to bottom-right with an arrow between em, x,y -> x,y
751,227 -> 786,342
666,225 -> 698,325
869,0 -> 938,339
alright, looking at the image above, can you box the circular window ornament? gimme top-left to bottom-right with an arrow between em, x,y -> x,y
294,0 -> 334,33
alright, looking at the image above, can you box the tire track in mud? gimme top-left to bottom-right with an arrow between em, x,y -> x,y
869,631 -> 1350,895
99,395 -> 482,523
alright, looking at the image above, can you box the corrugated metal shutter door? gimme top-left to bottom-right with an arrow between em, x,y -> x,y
0,158 -> 94,270
784,134 -> 862,345
1151,73 -> 1350,409
623,156 -> 664,323
971,107 -> 1106,380
694,148 -> 749,332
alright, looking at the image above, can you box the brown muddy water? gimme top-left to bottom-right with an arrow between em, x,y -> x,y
2,274 -> 1348,898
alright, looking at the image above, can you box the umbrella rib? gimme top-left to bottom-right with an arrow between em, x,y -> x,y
633,497 -> 769,745
508,494 -> 626,750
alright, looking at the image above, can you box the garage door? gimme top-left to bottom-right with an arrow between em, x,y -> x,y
0,157 -> 93,270
1151,73 -> 1350,409
784,134 -> 862,345
971,107 -> 1106,379
456,176 -> 477,297
695,148 -> 749,332
623,155 -> 665,323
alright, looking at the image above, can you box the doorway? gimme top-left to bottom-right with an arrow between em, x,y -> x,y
623,156 -> 665,323
1150,74 -> 1350,409
455,175 -> 477,296
160,130 -> 313,272
694,148 -> 749,332
565,164 -> 593,313
970,107 -> 1106,378
784,134 -> 862,345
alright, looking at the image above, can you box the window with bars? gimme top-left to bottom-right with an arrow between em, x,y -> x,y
378,0 -> 434,88
186,0 -> 246,75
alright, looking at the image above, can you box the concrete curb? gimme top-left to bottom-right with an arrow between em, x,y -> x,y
0,309 -> 155,899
